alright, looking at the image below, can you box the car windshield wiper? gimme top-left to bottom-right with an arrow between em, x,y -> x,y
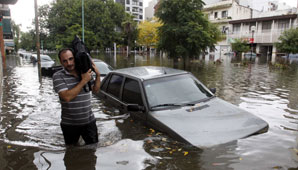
182,96 -> 216,106
151,103 -> 196,109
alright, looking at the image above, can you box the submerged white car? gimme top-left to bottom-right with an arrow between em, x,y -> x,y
98,66 -> 268,147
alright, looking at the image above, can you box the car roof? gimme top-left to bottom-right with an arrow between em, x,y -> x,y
92,58 -> 104,62
111,66 -> 188,80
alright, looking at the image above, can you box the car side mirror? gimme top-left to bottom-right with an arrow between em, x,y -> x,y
127,104 -> 144,112
209,88 -> 216,94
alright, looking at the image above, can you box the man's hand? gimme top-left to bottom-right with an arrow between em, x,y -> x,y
81,69 -> 92,84
91,60 -> 101,93
91,61 -> 101,77
59,69 -> 92,102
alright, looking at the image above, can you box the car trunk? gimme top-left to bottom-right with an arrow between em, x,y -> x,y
148,97 -> 268,148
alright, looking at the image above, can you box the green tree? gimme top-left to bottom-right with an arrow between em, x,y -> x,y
231,38 -> 250,57
276,28 -> 298,56
121,14 -> 138,54
155,0 -> 221,59
137,18 -> 162,50
19,31 -> 35,51
11,20 -> 21,51
41,0 -> 129,51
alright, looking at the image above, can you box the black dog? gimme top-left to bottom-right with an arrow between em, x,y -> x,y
71,35 -> 94,92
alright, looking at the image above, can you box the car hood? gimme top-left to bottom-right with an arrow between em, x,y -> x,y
149,97 -> 268,148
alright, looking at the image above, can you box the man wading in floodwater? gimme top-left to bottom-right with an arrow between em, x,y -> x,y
53,48 -> 101,146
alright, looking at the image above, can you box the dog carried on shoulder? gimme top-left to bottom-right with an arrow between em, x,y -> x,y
71,35 -> 94,92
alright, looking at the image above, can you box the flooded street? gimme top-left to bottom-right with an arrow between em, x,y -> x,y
0,53 -> 297,170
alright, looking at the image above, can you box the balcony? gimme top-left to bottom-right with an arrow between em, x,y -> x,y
228,29 -> 292,44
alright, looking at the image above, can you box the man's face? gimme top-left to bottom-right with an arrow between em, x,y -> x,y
60,50 -> 75,72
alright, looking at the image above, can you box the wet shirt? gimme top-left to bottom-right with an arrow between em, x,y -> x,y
52,69 -> 95,126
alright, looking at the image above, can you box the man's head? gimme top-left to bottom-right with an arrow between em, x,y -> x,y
58,48 -> 75,73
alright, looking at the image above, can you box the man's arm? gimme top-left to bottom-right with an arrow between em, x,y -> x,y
59,70 -> 92,102
91,62 -> 101,94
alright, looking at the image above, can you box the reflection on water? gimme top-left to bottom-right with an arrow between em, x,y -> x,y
0,53 -> 297,170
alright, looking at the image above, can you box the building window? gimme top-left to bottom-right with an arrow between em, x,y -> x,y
126,7 -> 130,11
262,21 -> 272,32
139,15 -> 143,20
233,24 -> 241,33
278,19 -> 289,31
107,74 -> 124,98
214,12 -> 218,19
222,11 -> 228,18
132,0 -> 138,5
222,26 -> 228,34
132,7 -> 138,12
139,2 -> 143,6
126,0 -> 130,4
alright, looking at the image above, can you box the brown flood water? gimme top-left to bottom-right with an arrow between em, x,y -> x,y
0,53 -> 297,170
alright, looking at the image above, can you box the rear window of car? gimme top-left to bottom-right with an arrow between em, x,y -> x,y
106,74 -> 123,98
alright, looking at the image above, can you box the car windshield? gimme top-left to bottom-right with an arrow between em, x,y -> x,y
94,62 -> 113,75
144,74 -> 213,109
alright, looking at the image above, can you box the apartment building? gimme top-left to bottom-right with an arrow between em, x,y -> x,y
229,8 -> 298,60
203,0 -> 298,61
115,0 -> 144,22
144,0 -> 158,20
0,4 -> 14,53
202,0 -> 256,53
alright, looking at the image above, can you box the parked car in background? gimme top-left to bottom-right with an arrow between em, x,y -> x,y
281,53 -> 298,63
30,54 -> 55,68
92,59 -> 114,80
30,54 -> 56,77
18,51 -> 33,60
41,58 -> 113,78
98,66 -> 268,148
223,51 -> 235,56
244,52 -> 257,60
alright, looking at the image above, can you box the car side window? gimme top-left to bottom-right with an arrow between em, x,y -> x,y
101,74 -> 111,91
122,78 -> 143,106
106,74 -> 123,98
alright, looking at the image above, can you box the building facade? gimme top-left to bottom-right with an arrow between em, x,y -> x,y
115,0 -> 144,22
229,8 -> 298,60
203,0 -> 298,61
0,4 -> 14,53
144,0 -> 158,20
203,0 -> 256,53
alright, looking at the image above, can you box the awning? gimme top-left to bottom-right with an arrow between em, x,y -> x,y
4,41 -> 14,47
0,0 -> 18,5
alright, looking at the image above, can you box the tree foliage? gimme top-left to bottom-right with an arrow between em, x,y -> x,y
121,14 -> 138,52
24,0 -> 138,51
137,18 -> 162,49
276,28 -> 298,54
231,38 -> 250,56
11,20 -> 21,51
19,30 -> 36,51
155,0 -> 221,58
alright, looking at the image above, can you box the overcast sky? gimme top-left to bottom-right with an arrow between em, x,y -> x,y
9,0 -> 297,32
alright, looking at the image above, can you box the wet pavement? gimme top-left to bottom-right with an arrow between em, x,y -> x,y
0,53 -> 297,170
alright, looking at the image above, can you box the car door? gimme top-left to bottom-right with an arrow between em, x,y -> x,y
121,77 -> 146,121
102,73 -> 125,110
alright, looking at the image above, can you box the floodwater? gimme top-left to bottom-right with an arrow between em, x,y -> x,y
0,53 -> 297,170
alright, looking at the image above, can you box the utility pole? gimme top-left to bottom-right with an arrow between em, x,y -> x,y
0,14 -> 5,65
34,0 -> 42,82
82,0 -> 84,42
